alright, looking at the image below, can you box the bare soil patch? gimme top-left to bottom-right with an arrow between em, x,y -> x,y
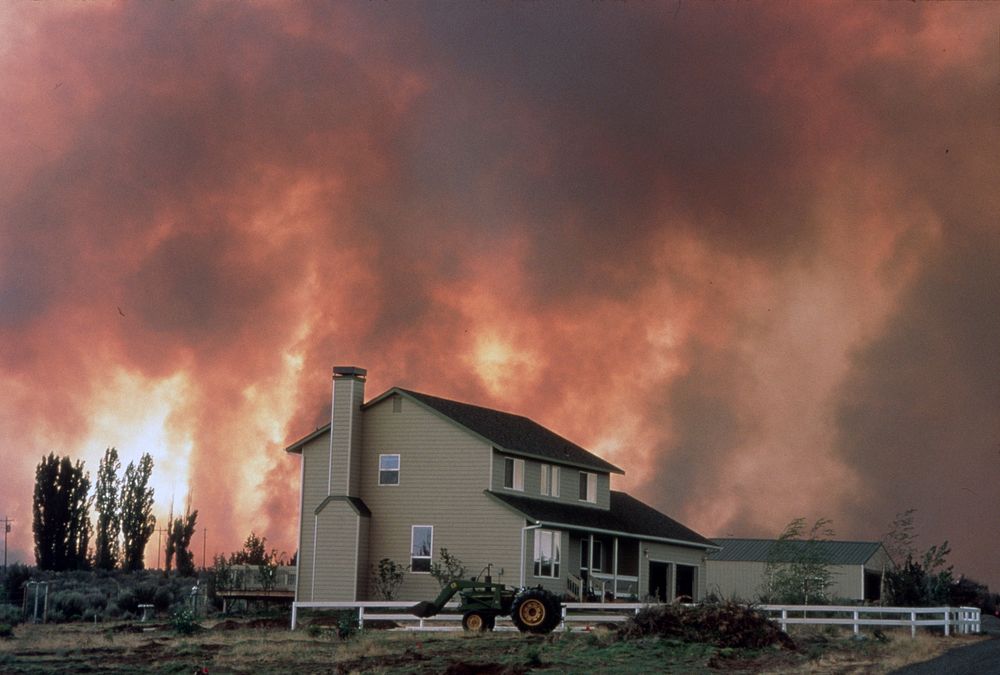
0,620 -> 985,674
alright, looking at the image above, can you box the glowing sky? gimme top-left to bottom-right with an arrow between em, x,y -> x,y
1,2 -> 997,587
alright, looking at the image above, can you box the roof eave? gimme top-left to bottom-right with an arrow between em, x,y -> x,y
284,423 -> 330,454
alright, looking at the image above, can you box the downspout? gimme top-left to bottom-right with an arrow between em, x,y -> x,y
520,523 -> 543,588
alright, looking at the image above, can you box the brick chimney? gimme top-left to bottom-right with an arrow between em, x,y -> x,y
329,366 -> 366,496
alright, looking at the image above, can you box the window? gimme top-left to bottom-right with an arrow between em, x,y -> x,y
540,464 -> 560,497
580,539 -> 604,572
503,457 -> 524,491
379,454 -> 400,485
533,529 -> 561,578
410,526 -> 432,572
579,471 -> 596,503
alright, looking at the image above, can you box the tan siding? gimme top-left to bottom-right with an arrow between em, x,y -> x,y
330,376 -> 363,496
355,516 -> 370,599
295,434 -> 331,601
360,397 -> 525,601
706,560 -> 876,602
705,560 -> 769,601
313,501 -> 360,600
828,564 -> 863,600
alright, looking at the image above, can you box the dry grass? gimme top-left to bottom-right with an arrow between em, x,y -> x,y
763,628 -> 987,674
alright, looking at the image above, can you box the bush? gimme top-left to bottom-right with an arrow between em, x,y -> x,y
2,564 -> 32,606
619,602 -> 795,650
50,591 -> 88,621
0,605 -> 21,627
0,623 -> 12,639
115,590 -> 139,616
170,607 -> 201,635
154,586 -> 174,612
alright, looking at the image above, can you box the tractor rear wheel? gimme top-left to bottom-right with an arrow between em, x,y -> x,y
511,589 -> 558,634
462,611 -> 494,632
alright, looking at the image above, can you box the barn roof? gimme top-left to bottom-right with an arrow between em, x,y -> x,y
709,538 -> 885,565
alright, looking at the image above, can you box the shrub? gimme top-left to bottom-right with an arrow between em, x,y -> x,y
50,591 -> 87,621
0,605 -> 22,627
619,602 -> 795,650
170,607 -> 201,635
115,590 -> 139,615
370,558 -> 407,600
2,564 -> 32,606
0,624 -> 12,639
154,586 -> 174,612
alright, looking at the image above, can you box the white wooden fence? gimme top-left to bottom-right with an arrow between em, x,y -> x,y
757,604 -> 981,637
291,600 -> 980,636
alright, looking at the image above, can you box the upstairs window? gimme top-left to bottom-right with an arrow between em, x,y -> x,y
379,454 -> 400,485
540,464 -> 560,497
503,457 -> 524,491
411,525 -> 433,573
579,471 -> 597,503
533,529 -> 561,578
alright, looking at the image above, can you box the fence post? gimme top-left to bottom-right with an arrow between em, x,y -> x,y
358,606 -> 365,630
852,610 -> 859,636
943,608 -> 950,637
291,604 -> 298,630
780,608 -> 787,633
910,611 -> 916,638
560,604 -> 568,631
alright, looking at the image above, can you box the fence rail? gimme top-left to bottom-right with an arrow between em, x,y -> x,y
290,600 -> 980,636
757,604 -> 981,637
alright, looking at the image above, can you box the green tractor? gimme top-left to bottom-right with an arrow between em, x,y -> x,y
410,572 -> 562,633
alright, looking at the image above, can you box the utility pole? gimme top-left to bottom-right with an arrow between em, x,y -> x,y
202,528 -> 207,571
155,527 -> 169,570
2,516 -> 11,573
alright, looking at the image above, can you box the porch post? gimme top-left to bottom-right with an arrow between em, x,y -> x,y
612,537 -> 619,600
588,533 -> 595,598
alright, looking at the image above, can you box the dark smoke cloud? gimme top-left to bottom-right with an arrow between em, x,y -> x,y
1,2 -> 997,586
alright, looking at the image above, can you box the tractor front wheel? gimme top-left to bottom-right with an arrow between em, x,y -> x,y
511,589 -> 559,634
462,611 -> 494,632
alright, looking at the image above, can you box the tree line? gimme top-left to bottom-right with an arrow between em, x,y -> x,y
32,448 -> 199,575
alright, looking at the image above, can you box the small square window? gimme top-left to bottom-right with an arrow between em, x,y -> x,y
379,454 -> 400,485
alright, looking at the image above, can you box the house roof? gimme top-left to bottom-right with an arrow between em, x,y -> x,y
286,386 -> 625,475
487,490 -> 717,550
708,538 -> 886,565
385,388 -> 624,474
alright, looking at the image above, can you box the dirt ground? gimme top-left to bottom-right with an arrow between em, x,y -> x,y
0,619 -> 985,674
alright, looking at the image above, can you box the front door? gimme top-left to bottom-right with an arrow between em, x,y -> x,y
648,561 -> 670,602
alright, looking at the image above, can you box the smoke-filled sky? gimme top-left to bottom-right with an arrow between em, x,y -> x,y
1,2 -> 997,587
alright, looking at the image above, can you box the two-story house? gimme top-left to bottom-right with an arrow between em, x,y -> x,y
287,366 -> 717,604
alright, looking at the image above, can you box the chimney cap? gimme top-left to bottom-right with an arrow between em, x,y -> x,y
333,366 -> 367,378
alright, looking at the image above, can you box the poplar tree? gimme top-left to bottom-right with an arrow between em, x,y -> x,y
93,447 -> 121,570
33,454 -> 91,570
168,506 -> 199,577
120,453 -> 156,571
